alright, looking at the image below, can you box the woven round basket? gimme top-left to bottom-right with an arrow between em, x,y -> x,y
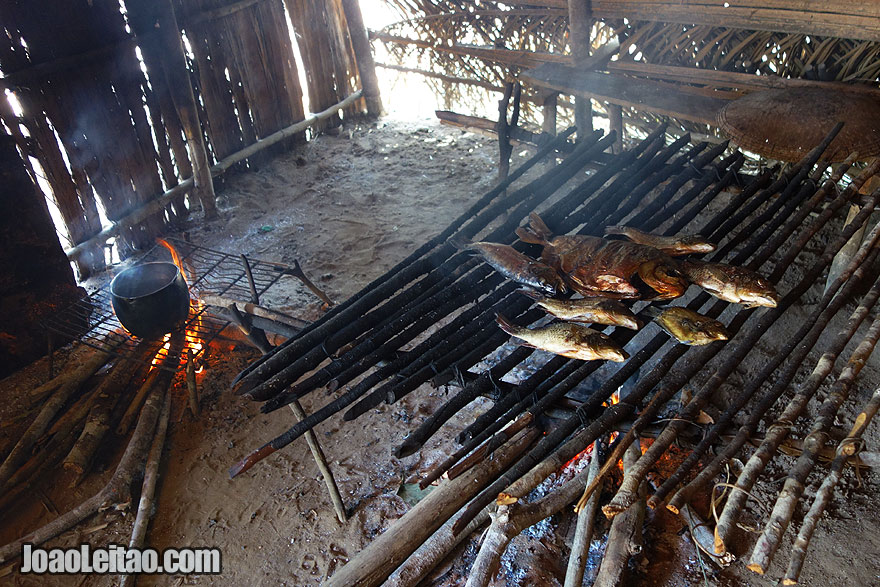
717,87 -> 880,162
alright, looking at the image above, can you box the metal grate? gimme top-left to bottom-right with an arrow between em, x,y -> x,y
44,237 -> 286,371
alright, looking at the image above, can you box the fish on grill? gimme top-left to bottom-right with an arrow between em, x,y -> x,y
516,213 -> 688,300
604,225 -> 716,256
520,289 -> 640,330
496,314 -> 629,362
646,306 -> 729,345
450,236 -> 567,297
679,259 -> 779,308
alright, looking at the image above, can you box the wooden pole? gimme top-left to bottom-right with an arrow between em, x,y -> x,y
567,0 -> 593,138
157,0 -> 218,219
340,0 -> 382,116
608,103 -> 623,153
542,92 -> 558,136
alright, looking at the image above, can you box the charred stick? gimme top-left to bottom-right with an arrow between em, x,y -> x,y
323,428 -> 539,587
234,288 -> 525,476
242,332 -> 349,524
119,392 -> 171,587
258,267 -> 508,407
0,336 -> 120,493
447,413 -> 535,481
782,380 -> 880,585
0,357 -> 174,564
398,347 -> 534,461
186,349 -> 199,417
626,148 -> 739,231
464,440 -> 603,587
665,153 -> 747,231
343,301 -> 541,422
564,440 -> 603,587
769,156 -> 880,283
747,308 -> 880,574
233,128 -> 597,392
240,254 -> 259,304
458,355 -> 578,444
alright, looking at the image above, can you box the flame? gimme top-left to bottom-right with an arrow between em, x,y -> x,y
158,239 -> 189,283
605,391 -> 621,444
148,239 -> 208,376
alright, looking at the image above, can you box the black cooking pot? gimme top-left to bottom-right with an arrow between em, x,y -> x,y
110,262 -> 190,339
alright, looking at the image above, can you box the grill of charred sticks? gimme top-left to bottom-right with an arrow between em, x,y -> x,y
230,122 -> 880,585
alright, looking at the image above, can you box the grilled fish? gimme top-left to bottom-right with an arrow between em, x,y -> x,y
516,213 -> 688,300
679,260 -> 778,308
604,225 -> 715,256
496,314 -> 629,361
450,236 -> 567,297
647,306 -> 729,345
520,289 -> 640,330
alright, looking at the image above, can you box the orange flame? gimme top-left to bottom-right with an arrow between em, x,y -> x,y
149,239 -> 208,375
158,239 -> 189,283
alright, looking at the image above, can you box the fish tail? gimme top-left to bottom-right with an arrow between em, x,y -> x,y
448,234 -> 473,250
517,288 -> 543,301
495,313 -> 521,337
516,212 -> 553,245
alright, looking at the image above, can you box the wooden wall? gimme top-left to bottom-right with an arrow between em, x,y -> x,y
0,0 -> 366,278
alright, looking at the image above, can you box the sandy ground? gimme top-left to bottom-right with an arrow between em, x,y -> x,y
2,117 -> 880,587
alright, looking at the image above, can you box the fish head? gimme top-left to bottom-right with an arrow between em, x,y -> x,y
739,276 -> 779,307
587,333 -> 629,362
679,236 -> 716,254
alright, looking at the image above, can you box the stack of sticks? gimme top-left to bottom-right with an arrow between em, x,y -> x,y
0,333 -> 184,567
228,122 -> 880,585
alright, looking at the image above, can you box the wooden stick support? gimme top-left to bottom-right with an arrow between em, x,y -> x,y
289,400 -> 347,524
